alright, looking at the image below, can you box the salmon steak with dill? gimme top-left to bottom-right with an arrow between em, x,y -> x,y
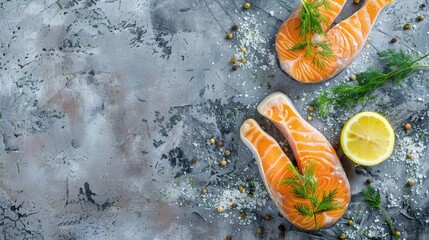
240,92 -> 350,230
276,0 -> 393,83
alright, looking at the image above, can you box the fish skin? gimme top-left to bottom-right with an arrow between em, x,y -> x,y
276,0 -> 394,83
240,92 -> 351,230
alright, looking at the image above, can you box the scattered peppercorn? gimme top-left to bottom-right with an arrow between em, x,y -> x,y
202,188 -> 207,194
264,214 -> 272,220
230,57 -> 238,64
191,157 -> 197,164
249,190 -> 255,196
220,159 -> 227,166
354,0 -> 360,4
232,65 -> 238,71
243,2 -> 251,9
226,235 -> 232,240
241,47 -> 247,53
308,106 -> 315,111
334,143 -> 340,150
395,231 -> 401,237
404,23 -> 412,30
238,185 -> 245,192
408,178 -> 415,186
224,149 -> 231,156
421,3 -> 427,8
278,224 -> 286,238
209,138 -> 215,144
231,24 -> 239,31
407,153 -> 413,159
350,74 -> 357,81
216,140 -> 223,147
257,227 -> 264,234
231,203 -> 238,208
390,37 -> 398,43
405,123 -> 412,130
366,178 -> 373,184
241,58 -> 247,64
339,232 -> 346,239
239,212 -> 247,219
417,15 -> 424,21
307,115 -> 313,121
217,206 -> 225,213
348,220 -> 353,225
226,33 -> 233,39
283,146 -> 289,152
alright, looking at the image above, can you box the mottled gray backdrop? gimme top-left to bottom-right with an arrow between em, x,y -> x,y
0,0 -> 429,239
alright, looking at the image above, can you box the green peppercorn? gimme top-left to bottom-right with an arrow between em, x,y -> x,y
417,15 -> 424,21
224,149 -> 231,156
241,58 -> 247,64
257,227 -> 264,234
395,231 -> 401,237
350,74 -> 357,81
220,159 -> 227,166
408,178 -> 415,186
348,220 -> 353,225
243,3 -> 251,9
217,206 -> 225,213
339,232 -> 346,239
230,57 -> 237,64
226,33 -> 233,39
404,23 -> 412,30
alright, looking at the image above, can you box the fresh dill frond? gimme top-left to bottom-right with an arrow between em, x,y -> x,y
294,203 -> 313,217
290,0 -> 333,70
299,0 -> 330,37
361,185 -> 397,239
279,161 -> 339,229
361,185 -> 381,208
314,49 -> 429,118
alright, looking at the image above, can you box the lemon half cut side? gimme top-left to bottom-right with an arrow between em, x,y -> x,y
340,112 -> 395,166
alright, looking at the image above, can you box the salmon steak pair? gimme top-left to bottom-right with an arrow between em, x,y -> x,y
276,0 -> 394,83
240,93 -> 351,230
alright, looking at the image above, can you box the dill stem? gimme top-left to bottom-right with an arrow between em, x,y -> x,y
313,213 -> 318,230
384,64 -> 429,80
379,207 -> 397,239
410,52 -> 429,65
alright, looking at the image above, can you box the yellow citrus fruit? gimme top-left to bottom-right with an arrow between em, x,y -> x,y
340,112 -> 395,166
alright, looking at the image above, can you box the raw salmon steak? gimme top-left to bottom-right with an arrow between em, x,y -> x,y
276,0 -> 394,83
240,92 -> 350,230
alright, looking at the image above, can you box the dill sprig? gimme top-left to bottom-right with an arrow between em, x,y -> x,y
361,185 -> 398,239
290,0 -> 334,70
279,161 -> 339,229
314,49 -> 429,118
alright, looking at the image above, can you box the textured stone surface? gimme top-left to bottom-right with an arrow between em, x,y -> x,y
0,0 -> 428,239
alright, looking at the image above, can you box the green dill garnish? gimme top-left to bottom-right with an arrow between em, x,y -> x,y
361,185 -> 398,239
314,49 -> 429,118
291,0 -> 334,70
279,161 -> 339,229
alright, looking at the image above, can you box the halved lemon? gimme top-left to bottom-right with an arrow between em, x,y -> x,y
340,112 -> 395,166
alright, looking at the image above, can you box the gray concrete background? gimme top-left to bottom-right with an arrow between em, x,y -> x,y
0,0 -> 428,239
